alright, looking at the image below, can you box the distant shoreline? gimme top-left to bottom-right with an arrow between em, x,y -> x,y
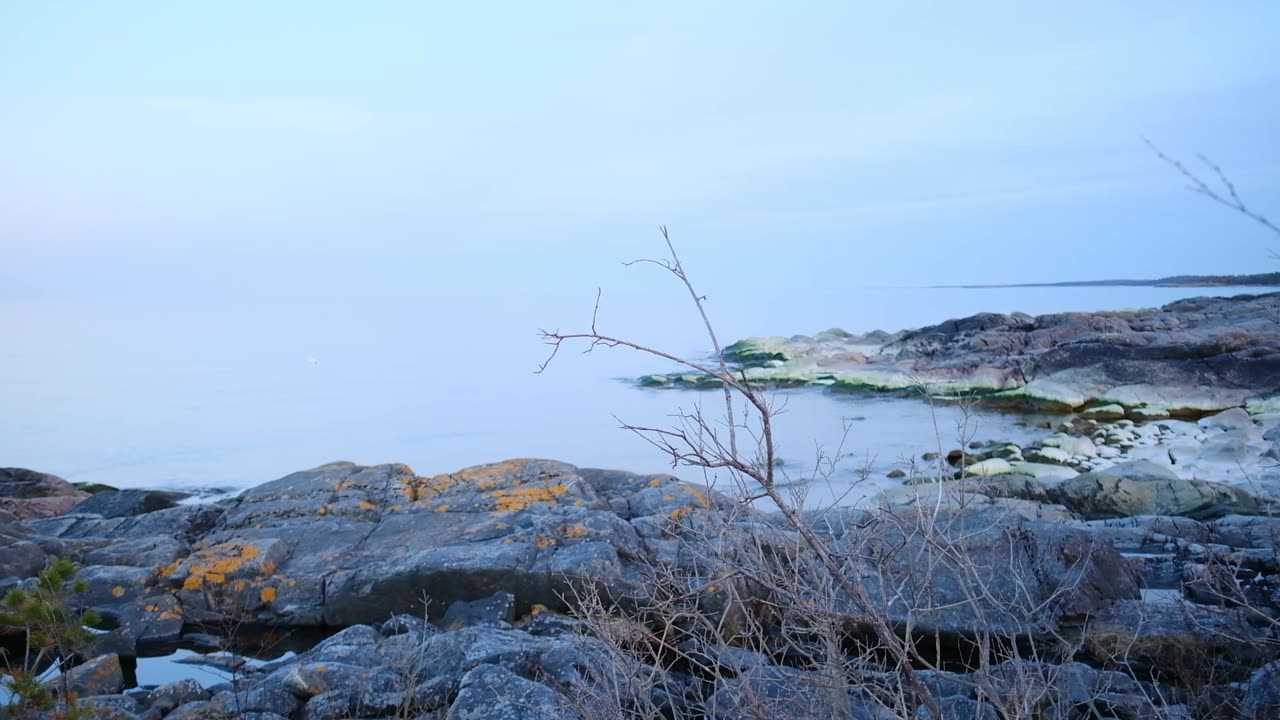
935,272 -> 1280,289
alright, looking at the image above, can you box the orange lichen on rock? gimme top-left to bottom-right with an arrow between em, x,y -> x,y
260,587 -> 277,603
681,485 -> 712,509
111,586 -> 125,598
452,459 -> 541,492
358,501 -> 376,510
489,484 -> 568,512
178,542 -> 264,591
562,525 -> 589,538
669,507 -> 692,522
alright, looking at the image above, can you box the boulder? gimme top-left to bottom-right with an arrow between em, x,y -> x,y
1082,404 -> 1127,420
959,458 -> 1012,477
57,653 -> 125,697
72,489 -> 190,518
1054,461 -> 1264,519
0,467 -> 88,520
442,591 -> 516,630
1025,447 -> 1073,466
1243,660 -> 1280,719
446,663 -> 577,720
1007,462 -> 1078,482
1081,600 -> 1276,681
1040,434 -> 1098,458
833,508 -> 1139,641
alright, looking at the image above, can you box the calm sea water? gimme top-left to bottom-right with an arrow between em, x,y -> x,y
1,284 -> 1271,507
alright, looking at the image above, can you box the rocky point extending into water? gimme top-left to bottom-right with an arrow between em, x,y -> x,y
642,292 -> 1280,419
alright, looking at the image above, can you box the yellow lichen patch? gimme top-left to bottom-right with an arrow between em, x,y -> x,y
145,604 -> 160,612
450,459 -> 544,492
662,495 -> 674,501
649,478 -> 661,487
110,586 -> 125,598
262,560 -> 278,574
177,542 -> 265,590
531,604 -> 546,616
317,505 -> 329,516
158,561 -> 180,578
573,500 -> 583,507
681,485 -> 711,509
358,501 -> 376,510
234,580 -> 247,592
534,535 -> 556,549
260,587 -> 277,603
489,484 -> 568,512
159,610 -> 182,621
562,525 -> 589,539
669,507 -> 692,522
433,504 -> 450,513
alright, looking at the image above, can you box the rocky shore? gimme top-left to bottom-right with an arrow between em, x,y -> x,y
5,292 -> 1280,719
640,292 -> 1280,418
4,434 -> 1280,718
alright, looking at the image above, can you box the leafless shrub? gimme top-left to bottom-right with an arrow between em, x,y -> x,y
539,228 -> 1280,719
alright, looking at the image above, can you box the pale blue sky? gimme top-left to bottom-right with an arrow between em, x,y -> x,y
2,2 -> 1278,300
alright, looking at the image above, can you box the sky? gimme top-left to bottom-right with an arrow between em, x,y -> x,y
2,1 -> 1278,301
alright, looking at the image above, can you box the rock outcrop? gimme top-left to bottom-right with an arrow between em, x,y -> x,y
3,456 -> 1278,719
655,292 -> 1280,418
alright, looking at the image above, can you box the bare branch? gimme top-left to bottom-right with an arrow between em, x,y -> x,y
1144,137 -> 1280,238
